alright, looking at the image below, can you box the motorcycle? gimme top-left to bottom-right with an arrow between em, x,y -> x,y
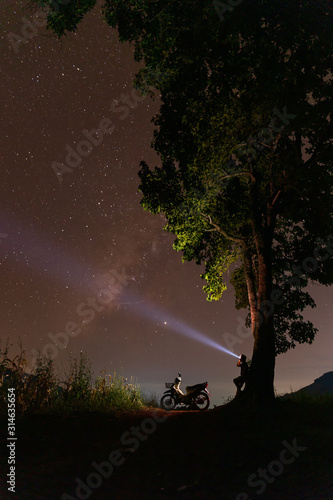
160,373 -> 211,411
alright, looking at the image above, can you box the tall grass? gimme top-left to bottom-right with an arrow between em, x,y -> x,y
0,339 -> 150,416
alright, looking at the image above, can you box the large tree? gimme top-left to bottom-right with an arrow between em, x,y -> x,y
31,0 -> 333,402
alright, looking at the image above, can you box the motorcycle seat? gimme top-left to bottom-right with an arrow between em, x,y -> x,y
185,383 -> 206,393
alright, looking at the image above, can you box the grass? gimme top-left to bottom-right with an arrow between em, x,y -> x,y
1,339 -> 332,498
0,339 -> 153,416
0,392 -> 331,499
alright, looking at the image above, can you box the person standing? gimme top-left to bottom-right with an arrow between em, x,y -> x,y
233,354 -> 249,396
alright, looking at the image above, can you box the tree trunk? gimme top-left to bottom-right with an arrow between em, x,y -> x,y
241,193 -> 276,404
246,315 -> 275,403
241,248 -> 275,403
249,229 -> 276,402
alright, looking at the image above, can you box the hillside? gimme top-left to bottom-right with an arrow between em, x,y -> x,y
281,371 -> 333,398
0,397 -> 332,500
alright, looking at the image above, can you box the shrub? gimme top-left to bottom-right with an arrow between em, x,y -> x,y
0,340 -> 148,415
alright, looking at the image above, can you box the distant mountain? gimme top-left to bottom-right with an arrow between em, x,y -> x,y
282,371 -> 333,397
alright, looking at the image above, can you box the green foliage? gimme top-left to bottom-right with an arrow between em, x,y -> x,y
90,372 -> 144,412
133,0 -> 333,354
66,351 -> 92,400
140,390 -> 160,408
0,338 -> 12,376
27,354 -> 58,410
0,343 -> 146,415
29,0 -> 97,37
230,265 -> 249,311
0,346 -> 57,414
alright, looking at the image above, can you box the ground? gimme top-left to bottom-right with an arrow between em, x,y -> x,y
0,399 -> 332,500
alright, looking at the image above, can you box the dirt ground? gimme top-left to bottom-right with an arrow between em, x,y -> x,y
0,401 -> 332,500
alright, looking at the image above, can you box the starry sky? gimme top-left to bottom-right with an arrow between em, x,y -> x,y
1,1 -> 332,405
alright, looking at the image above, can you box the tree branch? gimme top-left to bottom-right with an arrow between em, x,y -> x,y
221,171 -> 255,182
242,243 -> 258,326
204,171 -> 255,195
201,213 -> 245,244
271,189 -> 281,208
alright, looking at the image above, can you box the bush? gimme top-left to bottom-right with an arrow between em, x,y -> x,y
0,340 -> 148,416
140,391 -> 160,408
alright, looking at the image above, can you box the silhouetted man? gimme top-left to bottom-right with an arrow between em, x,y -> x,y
233,354 -> 249,396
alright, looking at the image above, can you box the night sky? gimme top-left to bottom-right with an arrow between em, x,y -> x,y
1,1 -> 332,406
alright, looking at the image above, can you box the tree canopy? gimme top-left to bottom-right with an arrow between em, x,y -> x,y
30,0 -> 333,401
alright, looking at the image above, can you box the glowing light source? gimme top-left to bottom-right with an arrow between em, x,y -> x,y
123,291 -> 239,359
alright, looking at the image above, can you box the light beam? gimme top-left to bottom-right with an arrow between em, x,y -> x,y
122,291 -> 239,358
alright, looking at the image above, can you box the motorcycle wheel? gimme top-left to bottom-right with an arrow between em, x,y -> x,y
160,394 -> 177,411
194,392 -> 210,410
